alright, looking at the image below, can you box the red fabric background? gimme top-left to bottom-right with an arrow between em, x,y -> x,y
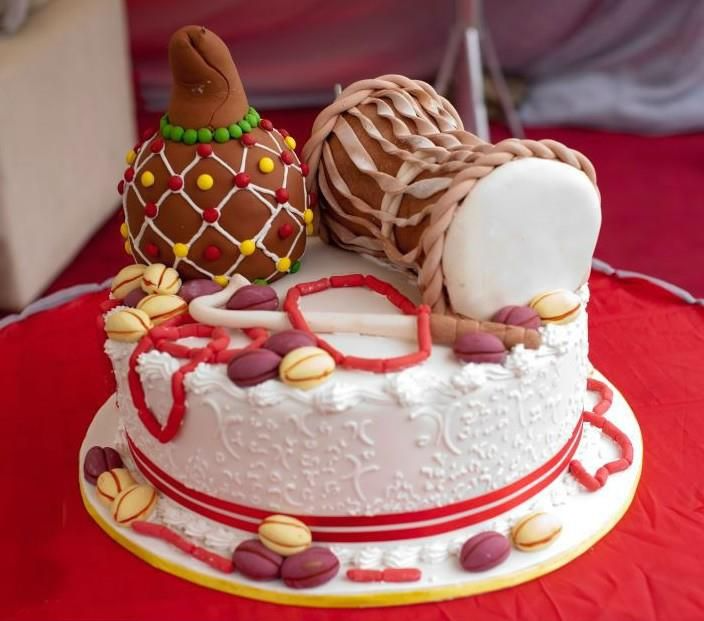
2,270 -> 704,620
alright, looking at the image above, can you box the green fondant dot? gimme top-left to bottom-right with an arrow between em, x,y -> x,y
253,278 -> 268,286
183,129 -> 198,145
162,124 -> 173,139
170,126 -> 184,142
160,116 -> 168,131
246,113 -> 258,128
290,260 -> 301,274
214,127 -> 230,143
197,128 -> 213,143
228,124 -> 243,139
238,119 -> 252,133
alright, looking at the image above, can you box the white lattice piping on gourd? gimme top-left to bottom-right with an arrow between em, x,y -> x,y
301,75 -> 598,315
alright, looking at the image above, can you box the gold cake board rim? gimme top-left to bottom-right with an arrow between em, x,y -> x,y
80,370 -> 642,608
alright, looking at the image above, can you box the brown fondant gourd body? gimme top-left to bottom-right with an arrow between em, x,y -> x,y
121,26 -> 308,283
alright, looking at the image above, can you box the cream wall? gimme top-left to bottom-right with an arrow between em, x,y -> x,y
0,0 -> 135,309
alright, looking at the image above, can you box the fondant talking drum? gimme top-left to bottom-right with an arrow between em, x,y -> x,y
302,77 -> 602,319
119,26 -> 311,286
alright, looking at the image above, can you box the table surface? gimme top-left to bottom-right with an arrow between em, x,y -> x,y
3,270 -> 704,621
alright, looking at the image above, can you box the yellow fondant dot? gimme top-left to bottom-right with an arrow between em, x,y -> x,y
306,223 -> 315,236
125,149 -> 137,165
197,174 -> 214,191
277,257 -> 292,272
284,136 -> 297,150
213,275 -> 229,287
172,243 -> 189,258
258,157 -> 275,174
240,239 -> 256,256
124,240 -> 132,256
303,209 -> 314,224
141,171 -> 155,187
120,222 -> 128,239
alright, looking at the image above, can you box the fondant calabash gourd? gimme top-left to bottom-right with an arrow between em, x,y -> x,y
120,26 -> 309,285
302,77 -> 601,320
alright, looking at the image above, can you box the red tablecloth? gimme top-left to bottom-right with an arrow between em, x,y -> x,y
3,271 -> 704,621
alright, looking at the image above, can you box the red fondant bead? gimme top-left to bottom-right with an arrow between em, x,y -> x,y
202,208 -> 219,223
145,242 -> 159,257
168,175 -> 184,191
133,142 -> 142,153
197,143 -> 213,158
275,188 -> 289,204
234,172 -> 250,188
259,118 -> 273,131
280,150 -> 294,165
301,163 -> 310,177
279,128 -> 289,138
278,223 -> 294,239
124,167 -> 135,182
309,191 -> 318,207
142,127 -> 156,141
204,245 -> 222,261
117,180 -> 125,195
150,137 -> 165,153
241,133 -> 256,147
144,202 -> 158,218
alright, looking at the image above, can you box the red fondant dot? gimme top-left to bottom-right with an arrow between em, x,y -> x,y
133,142 -> 142,153
145,242 -> 159,257
117,180 -> 125,195
168,175 -> 184,191
204,245 -> 222,261
234,173 -> 250,188
280,150 -> 294,165
197,143 -> 213,158
144,202 -> 158,218
309,191 -> 318,207
275,188 -> 289,204
142,127 -> 157,141
259,119 -> 273,131
301,163 -> 310,177
202,207 -> 219,223
279,128 -> 289,138
278,223 -> 294,239
150,137 -> 165,153
124,167 -> 135,182
241,134 -> 256,147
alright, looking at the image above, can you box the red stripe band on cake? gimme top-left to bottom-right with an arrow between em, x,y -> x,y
126,418 -> 582,542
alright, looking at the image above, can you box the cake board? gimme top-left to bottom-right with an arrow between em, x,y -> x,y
79,370 -> 642,608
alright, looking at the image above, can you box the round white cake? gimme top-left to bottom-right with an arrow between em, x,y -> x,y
105,240 -> 589,542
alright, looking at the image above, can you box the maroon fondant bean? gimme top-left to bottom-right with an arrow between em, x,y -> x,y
491,305 -> 541,329
281,546 -> 340,589
122,288 -> 147,308
226,284 -> 279,311
460,531 -> 511,572
227,349 -> 282,387
262,330 -> 316,357
232,539 -> 283,580
83,446 -> 123,485
179,279 -> 222,303
453,332 -> 507,364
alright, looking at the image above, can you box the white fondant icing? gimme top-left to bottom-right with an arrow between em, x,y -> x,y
442,158 -> 601,320
107,241 -> 590,518
81,378 -> 643,600
139,402 -> 610,569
